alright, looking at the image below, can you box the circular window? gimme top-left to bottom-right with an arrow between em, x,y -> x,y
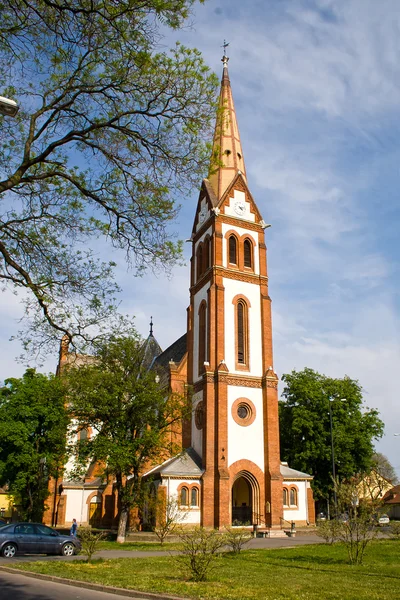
237,403 -> 250,420
195,401 -> 204,430
231,398 -> 256,427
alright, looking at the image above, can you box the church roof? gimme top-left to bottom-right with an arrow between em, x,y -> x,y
141,333 -> 163,371
153,333 -> 187,370
143,447 -> 203,479
280,462 -> 313,481
207,54 -> 247,201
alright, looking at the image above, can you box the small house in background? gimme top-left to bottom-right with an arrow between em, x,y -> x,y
382,485 -> 400,519
356,470 -> 393,503
0,487 -> 15,521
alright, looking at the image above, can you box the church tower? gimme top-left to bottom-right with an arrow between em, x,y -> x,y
186,54 -> 283,528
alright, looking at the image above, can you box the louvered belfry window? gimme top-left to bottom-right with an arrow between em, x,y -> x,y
244,239 -> 252,268
229,235 -> 237,264
237,301 -> 245,364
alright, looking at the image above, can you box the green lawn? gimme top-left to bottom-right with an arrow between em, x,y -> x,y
10,540 -> 400,600
97,540 -> 180,551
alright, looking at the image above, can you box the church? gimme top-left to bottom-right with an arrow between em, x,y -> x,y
48,55 -> 315,532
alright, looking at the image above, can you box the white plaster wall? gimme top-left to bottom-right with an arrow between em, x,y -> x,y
163,478 -> 201,525
64,488 -> 96,525
224,190 -> 256,222
221,222 -> 260,275
192,281 -> 210,382
223,278 -> 263,376
227,385 -> 264,472
191,391 -> 203,459
283,480 -> 309,523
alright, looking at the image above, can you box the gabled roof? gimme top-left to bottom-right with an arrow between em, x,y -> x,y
153,333 -> 187,371
280,462 -> 313,481
143,447 -> 203,479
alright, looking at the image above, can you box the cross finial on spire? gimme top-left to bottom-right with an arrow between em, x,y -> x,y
149,316 -> 153,337
221,40 -> 229,68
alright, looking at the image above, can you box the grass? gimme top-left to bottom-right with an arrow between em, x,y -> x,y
10,539 -> 400,599
97,540 -> 181,551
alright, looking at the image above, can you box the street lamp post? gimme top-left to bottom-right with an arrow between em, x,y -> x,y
328,397 -> 346,517
0,95 -> 19,117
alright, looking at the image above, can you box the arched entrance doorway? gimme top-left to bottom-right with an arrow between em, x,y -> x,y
231,471 -> 260,526
88,495 -> 102,527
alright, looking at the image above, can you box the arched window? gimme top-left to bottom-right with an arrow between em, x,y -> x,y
236,300 -> 248,365
198,302 -> 207,375
197,244 -> 203,280
229,235 -> 237,264
204,237 -> 210,271
180,487 -> 189,506
244,239 -> 252,268
283,488 -> 288,506
191,488 -> 199,507
290,488 -> 298,506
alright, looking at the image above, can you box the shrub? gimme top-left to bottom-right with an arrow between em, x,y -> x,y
176,527 -> 226,582
78,527 -> 106,562
316,519 -> 342,544
224,527 -> 252,554
389,521 -> 400,539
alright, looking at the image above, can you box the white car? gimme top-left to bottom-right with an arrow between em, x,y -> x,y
378,514 -> 390,526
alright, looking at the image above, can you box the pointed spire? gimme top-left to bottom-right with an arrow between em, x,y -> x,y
149,316 -> 153,337
208,45 -> 247,201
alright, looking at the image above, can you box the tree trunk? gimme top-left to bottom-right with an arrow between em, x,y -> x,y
117,507 -> 128,543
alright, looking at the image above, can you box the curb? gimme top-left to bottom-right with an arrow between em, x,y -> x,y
0,565 -> 189,600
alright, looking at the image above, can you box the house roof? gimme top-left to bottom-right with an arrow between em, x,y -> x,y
383,484 -> 400,505
280,462 -> 313,480
143,447 -> 204,479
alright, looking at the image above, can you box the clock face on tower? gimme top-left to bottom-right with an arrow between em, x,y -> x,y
234,199 -> 246,216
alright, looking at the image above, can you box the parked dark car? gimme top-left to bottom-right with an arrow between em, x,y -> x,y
0,523 -> 81,558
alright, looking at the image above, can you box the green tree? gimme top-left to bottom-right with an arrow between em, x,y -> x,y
279,368 -> 384,501
0,369 -> 68,521
0,1 -> 218,355
65,335 -> 189,542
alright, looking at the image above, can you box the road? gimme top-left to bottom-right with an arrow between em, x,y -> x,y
0,569 -> 154,600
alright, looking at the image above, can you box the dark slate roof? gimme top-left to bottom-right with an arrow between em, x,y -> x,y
141,333 -> 163,371
280,463 -> 313,480
144,447 -> 203,478
61,477 -> 106,489
153,333 -> 187,370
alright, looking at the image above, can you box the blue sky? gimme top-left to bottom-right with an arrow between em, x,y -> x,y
1,0 -> 400,475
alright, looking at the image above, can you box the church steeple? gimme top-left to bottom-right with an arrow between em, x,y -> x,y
208,49 -> 247,201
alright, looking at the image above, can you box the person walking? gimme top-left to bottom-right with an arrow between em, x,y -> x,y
70,518 -> 78,537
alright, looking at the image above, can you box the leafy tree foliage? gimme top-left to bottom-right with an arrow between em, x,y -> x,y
0,369 -> 68,521
0,0 -> 218,355
65,335 -> 189,542
279,368 -> 384,501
